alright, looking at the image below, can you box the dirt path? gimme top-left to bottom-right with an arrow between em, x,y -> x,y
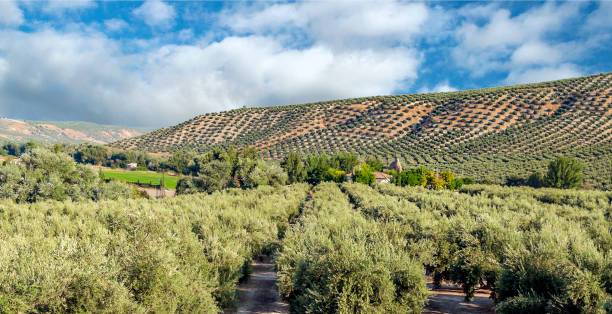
232,256 -> 289,314
424,281 -> 495,314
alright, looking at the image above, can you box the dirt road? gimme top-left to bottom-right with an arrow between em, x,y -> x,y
233,256 -> 289,314
424,281 -> 495,313
232,260 -> 494,314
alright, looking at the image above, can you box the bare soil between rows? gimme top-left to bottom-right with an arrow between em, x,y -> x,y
231,257 -> 494,314
231,256 -> 288,314
425,280 -> 495,314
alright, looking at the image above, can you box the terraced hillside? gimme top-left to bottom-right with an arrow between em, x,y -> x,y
0,118 -> 148,144
112,73 -> 612,189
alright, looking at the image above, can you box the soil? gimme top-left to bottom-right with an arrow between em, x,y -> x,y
425,280 -> 495,314
231,259 -> 494,314
231,256 -> 289,314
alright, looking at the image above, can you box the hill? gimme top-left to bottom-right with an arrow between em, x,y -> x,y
0,118 -> 149,144
111,73 -> 612,189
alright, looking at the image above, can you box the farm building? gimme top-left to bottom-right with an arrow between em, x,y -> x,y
126,163 -> 138,170
374,172 -> 393,184
345,172 -> 393,184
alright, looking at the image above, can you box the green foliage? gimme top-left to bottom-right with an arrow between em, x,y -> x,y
282,151 -> 306,184
1,141 -> 37,156
0,184 -> 310,312
198,159 -> 232,193
397,168 -> 427,187
366,183 -> 611,312
354,164 -> 375,185
495,295 -> 547,314
0,148 -> 133,203
527,172 -> 546,188
277,183 -> 428,313
439,170 -> 457,190
365,157 -> 384,172
305,154 -> 332,185
101,170 -> 181,189
74,144 -> 108,165
326,168 -> 346,183
168,150 -> 195,175
332,153 -> 360,173
547,157 -> 583,189
175,178 -> 198,195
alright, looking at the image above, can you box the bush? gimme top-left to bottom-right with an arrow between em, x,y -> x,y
0,184 -> 310,312
527,172 -> 546,188
277,183 -> 428,313
326,168 -> 346,183
495,295 -> 547,314
546,157 -> 583,189
0,149 -> 132,203
354,164 -> 375,185
282,151 -> 306,184
365,157 -> 385,172
198,160 -> 231,193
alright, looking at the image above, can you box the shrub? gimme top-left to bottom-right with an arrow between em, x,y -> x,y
365,157 -> 385,172
527,172 -> 546,188
277,183 -> 428,313
546,157 -> 583,189
0,149 -> 132,203
326,168 -> 346,183
199,159 -> 231,193
282,151 -> 306,184
354,164 -> 375,185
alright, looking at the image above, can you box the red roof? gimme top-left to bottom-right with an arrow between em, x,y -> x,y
373,172 -> 393,180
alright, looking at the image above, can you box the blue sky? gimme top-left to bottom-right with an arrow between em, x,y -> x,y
0,0 -> 610,127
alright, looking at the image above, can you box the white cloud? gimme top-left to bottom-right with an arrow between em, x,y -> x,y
223,3 -> 307,34
0,1 -> 608,127
133,0 -> 176,28
510,41 -> 562,66
104,19 -> 128,32
0,0 -> 24,26
452,2 -> 584,78
584,1 -> 612,31
0,30 -> 419,127
221,1 -> 429,49
505,64 -> 581,85
419,81 -> 457,94
43,0 -> 96,13
177,28 -> 194,41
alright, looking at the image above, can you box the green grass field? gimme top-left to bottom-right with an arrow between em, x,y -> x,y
102,169 -> 182,189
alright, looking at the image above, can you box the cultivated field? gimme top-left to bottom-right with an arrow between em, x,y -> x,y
1,182 -> 609,312
111,73 -> 612,189
101,168 -> 183,189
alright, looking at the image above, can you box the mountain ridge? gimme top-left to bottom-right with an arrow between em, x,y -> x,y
0,118 -> 149,144
111,73 -> 612,188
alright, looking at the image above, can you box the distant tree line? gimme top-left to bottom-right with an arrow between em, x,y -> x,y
1,140 -> 587,200
281,151 -> 472,190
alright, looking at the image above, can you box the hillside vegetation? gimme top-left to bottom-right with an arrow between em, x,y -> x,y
0,118 -> 148,144
112,73 -> 612,189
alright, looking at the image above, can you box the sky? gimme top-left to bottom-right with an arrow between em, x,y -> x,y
0,0 -> 610,127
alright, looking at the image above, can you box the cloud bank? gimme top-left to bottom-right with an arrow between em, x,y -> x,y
0,1 -> 609,127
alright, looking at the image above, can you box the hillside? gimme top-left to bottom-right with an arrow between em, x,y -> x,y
112,73 -> 612,189
0,118 -> 149,144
